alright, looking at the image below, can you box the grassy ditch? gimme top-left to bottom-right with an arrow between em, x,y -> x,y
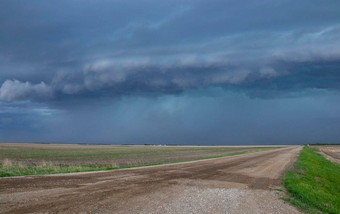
0,144 -> 279,177
284,146 -> 340,214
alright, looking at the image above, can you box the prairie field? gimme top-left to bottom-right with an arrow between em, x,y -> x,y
0,143 -> 280,177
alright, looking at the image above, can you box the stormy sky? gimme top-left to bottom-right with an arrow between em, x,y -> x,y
1,0 -> 340,145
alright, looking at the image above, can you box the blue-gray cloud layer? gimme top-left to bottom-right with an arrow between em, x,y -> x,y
1,0 -> 340,144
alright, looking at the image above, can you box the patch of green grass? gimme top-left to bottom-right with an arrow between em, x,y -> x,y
284,146 -> 340,214
0,160 -> 115,177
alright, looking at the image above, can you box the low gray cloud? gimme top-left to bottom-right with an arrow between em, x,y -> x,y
0,80 -> 52,102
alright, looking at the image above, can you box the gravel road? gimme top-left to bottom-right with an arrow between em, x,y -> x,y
0,146 -> 302,214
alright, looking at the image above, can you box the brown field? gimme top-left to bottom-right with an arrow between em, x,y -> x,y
0,143 -> 281,177
313,145 -> 340,164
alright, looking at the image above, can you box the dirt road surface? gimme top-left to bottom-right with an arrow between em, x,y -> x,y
0,146 -> 302,214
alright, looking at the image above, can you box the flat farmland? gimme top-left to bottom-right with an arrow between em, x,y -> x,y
0,143 -> 280,177
0,146 -> 301,213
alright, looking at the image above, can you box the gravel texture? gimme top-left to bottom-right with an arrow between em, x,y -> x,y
0,146 -> 302,213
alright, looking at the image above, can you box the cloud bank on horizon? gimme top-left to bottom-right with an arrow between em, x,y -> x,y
1,0 -> 340,144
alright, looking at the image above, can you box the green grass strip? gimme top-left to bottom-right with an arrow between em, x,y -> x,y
284,146 -> 340,214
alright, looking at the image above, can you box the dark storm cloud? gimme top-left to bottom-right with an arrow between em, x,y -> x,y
1,0 -> 340,102
1,0 -> 340,145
